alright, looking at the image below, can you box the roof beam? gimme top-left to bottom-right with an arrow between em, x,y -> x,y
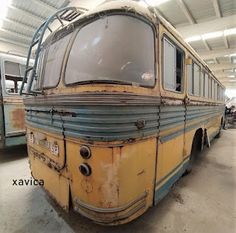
0,28 -> 31,42
32,0 -> 57,12
0,37 -> 28,48
177,15 -> 236,38
208,63 -> 236,71
212,0 -> 222,18
9,5 -> 46,24
202,40 -> 211,51
198,48 -> 236,60
215,70 -> 236,76
176,0 -> 196,24
223,35 -> 229,49
3,18 -> 36,35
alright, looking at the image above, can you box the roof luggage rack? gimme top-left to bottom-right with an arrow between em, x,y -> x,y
20,6 -> 87,95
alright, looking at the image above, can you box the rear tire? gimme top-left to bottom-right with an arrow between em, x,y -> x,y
185,133 -> 201,174
215,118 -> 223,138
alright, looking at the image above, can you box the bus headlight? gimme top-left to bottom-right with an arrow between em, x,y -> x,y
80,146 -> 91,159
79,163 -> 92,176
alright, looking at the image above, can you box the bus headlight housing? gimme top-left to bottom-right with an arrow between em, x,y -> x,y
80,146 -> 91,159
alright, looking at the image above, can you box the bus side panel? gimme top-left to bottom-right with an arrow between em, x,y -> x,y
0,101 -> 3,148
155,134 -> 185,204
3,96 -> 26,138
154,105 -> 186,204
67,138 -> 157,224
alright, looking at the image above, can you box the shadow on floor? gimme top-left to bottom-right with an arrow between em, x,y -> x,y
45,188 -> 179,233
0,145 -> 27,164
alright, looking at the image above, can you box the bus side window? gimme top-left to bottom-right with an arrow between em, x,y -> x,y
163,37 -> 183,92
201,71 -> 204,97
187,63 -> 193,95
209,77 -> 212,99
193,62 -> 200,96
212,79 -> 215,100
4,61 -> 25,94
204,73 -> 209,98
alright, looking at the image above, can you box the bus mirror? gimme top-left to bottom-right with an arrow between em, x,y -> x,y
186,58 -> 192,65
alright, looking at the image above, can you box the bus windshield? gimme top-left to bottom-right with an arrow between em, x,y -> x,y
64,15 -> 155,87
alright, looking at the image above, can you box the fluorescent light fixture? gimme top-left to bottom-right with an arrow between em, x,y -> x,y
184,27 -> 236,43
229,53 -> 236,57
225,89 -> 236,98
185,35 -> 202,43
0,0 -> 12,28
202,31 -> 223,40
228,75 -> 235,78
141,0 -> 171,7
205,59 -> 215,64
224,28 -> 236,36
138,1 -> 148,7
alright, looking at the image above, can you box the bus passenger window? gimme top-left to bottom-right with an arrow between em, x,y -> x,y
215,82 -> 218,100
212,79 -> 215,99
208,77 -> 212,98
163,38 -> 183,92
204,73 -> 209,98
187,64 -> 193,95
201,71 -> 204,97
4,61 -> 26,94
193,63 -> 200,96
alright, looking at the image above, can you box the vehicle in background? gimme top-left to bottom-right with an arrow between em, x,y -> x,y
0,53 -> 32,148
20,2 -> 225,225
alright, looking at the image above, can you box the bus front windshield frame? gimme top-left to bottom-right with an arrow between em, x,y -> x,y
64,14 -> 156,88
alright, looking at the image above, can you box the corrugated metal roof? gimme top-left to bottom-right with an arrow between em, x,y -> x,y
185,0 -> 216,22
0,0 -> 235,88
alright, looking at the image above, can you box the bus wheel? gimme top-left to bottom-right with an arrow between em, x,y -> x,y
185,133 -> 201,174
215,118 -> 223,138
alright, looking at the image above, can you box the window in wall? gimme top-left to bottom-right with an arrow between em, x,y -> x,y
204,73 -> 209,98
163,37 -> 183,92
193,63 -> 200,96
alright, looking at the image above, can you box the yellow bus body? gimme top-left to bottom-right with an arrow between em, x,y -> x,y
24,1 -> 225,225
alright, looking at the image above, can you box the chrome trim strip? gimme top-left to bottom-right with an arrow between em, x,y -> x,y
74,191 -> 147,214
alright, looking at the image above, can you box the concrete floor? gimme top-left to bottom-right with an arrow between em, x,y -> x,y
0,130 -> 236,233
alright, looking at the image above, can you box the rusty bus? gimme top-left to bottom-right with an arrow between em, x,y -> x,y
20,1 -> 225,225
0,53 -> 33,148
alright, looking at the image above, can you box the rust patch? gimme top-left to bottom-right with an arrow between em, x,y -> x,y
11,108 -> 25,130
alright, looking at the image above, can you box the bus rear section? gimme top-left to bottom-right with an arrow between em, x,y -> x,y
22,5 -> 161,225
21,1 -> 225,226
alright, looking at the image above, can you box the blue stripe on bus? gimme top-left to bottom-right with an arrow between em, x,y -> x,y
25,104 -> 224,142
154,158 -> 189,205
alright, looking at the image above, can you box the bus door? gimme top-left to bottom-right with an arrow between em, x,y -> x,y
155,35 -> 186,204
1,60 -> 26,139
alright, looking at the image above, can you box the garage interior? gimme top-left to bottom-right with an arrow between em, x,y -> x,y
0,0 -> 236,233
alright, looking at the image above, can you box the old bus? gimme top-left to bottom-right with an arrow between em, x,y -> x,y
21,1 -> 225,225
0,53 -> 32,148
